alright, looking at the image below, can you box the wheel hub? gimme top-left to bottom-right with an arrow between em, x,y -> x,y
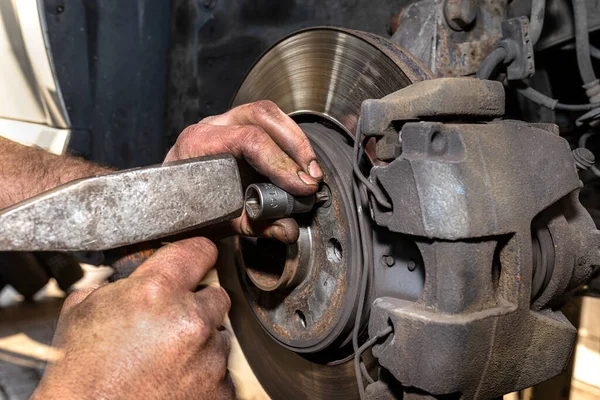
237,123 -> 362,354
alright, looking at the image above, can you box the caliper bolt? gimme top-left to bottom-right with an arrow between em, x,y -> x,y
573,147 -> 595,171
382,255 -> 395,267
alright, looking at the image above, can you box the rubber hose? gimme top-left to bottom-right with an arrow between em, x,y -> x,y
517,85 -> 558,109
530,0 -> 546,45
562,43 -> 600,60
573,0 -> 596,84
477,47 -> 508,80
517,84 -> 600,111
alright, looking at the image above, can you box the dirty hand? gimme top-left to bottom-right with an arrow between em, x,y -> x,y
164,101 -> 323,244
32,238 -> 234,400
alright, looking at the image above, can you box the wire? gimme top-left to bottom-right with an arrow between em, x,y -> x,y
352,119 -> 392,209
351,179 -> 374,399
477,47 -> 508,80
351,119 -> 389,398
573,0 -> 597,85
561,42 -> 600,60
516,83 -> 600,111
530,0 -> 546,46
353,325 -> 394,400
360,362 -> 375,385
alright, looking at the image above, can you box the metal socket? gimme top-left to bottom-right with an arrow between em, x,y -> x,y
245,183 -> 315,220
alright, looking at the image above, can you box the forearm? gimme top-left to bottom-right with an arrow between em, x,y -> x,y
0,136 -> 112,209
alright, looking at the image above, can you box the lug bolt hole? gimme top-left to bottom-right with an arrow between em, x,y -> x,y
326,238 -> 343,263
295,310 -> 307,329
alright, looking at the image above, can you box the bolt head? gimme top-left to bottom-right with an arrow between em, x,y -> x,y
382,255 -> 395,267
407,260 -> 417,271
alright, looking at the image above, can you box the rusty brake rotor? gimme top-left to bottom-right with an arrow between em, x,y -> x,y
217,27 -> 431,400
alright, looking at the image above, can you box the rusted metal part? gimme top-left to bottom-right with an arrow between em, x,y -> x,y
361,77 -> 505,135
243,227 -> 312,292
389,13 -> 403,35
368,111 -> 593,397
0,155 -> 243,252
391,0 -> 507,77
444,0 -> 478,31
235,123 -> 365,353
342,28 -> 434,85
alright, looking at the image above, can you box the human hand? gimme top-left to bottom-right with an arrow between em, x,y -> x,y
164,101 -> 323,244
33,237 -> 234,400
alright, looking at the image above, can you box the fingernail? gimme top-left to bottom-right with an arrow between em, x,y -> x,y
308,160 -> 323,180
298,170 -> 318,186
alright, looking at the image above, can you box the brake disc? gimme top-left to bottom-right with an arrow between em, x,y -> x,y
217,27 -> 431,400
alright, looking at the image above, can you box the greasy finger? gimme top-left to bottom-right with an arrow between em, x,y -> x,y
204,101 -> 323,181
165,124 -> 318,195
131,237 -> 218,293
194,286 -> 231,330
232,215 -> 299,244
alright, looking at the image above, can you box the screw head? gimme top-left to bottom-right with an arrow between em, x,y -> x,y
407,260 -> 417,271
382,255 -> 395,267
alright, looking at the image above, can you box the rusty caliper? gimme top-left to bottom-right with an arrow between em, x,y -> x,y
362,77 -> 600,398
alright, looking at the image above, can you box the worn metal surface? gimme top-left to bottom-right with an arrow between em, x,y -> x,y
443,0 -> 478,31
236,123 -> 364,353
368,114 -> 598,397
392,0 -> 600,76
218,123 -> 378,400
360,77 -> 505,135
219,28 -> 433,398
232,27 -> 432,137
0,155 -> 243,251
391,0 -> 507,77
243,227 -> 312,292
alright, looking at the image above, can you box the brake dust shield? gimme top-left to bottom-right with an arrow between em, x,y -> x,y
217,27 -> 430,400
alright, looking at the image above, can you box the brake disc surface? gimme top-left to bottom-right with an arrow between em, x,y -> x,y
218,27 -> 431,399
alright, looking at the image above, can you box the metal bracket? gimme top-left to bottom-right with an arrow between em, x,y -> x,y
360,77 -> 505,136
